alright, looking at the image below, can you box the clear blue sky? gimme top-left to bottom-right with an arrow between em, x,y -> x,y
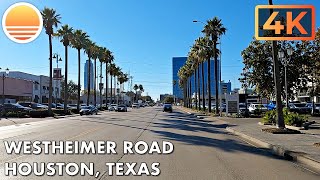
0,0 -> 319,100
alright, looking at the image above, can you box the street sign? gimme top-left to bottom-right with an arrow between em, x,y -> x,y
53,68 -> 62,80
226,93 -> 239,114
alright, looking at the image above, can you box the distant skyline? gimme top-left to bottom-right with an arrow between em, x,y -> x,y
0,0 -> 319,100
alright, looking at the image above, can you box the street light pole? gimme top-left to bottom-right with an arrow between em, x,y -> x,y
53,53 -> 62,104
1,68 -> 9,105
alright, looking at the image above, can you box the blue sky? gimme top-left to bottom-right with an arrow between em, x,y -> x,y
0,0 -> 319,100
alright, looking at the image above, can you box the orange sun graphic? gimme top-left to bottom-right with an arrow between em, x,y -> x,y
2,2 -> 43,43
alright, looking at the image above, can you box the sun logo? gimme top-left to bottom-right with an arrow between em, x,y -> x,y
2,2 -> 43,44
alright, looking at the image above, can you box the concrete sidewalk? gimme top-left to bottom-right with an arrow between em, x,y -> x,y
177,106 -> 320,173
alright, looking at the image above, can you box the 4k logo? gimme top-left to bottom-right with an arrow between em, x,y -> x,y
255,5 -> 315,40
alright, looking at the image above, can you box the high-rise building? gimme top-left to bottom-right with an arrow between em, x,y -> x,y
172,57 -> 230,101
84,60 -> 94,90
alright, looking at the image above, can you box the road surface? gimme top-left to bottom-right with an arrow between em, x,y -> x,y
0,107 -> 318,179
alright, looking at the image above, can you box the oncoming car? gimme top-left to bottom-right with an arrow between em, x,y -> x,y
163,104 -> 173,113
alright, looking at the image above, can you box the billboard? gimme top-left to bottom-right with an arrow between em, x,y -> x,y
53,68 -> 62,80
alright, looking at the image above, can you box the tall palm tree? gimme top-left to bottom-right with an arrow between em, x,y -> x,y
71,29 -> 89,113
133,84 -> 139,102
203,17 -> 227,114
105,50 -> 114,105
84,40 -> 95,105
114,66 -> 121,103
55,24 -> 74,114
108,63 -> 116,104
118,73 -> 129,103
98,47 -> 106,107
41,7 -> 61,116
195,37 -> 211,111
91,45 -> 100,106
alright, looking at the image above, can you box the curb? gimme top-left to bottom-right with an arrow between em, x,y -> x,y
226,127 -> 320,173
176,107 -> 205,119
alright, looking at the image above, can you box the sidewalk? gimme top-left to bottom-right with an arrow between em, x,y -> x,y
177,106 -> 320,173
0,114 -> 79,127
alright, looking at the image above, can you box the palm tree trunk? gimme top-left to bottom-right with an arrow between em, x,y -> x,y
114,76 -> 116,104
64,45 -> 68,114
105,63 -> 108,106
269,0 -> 285,128
208,57 -> 212,113
110,73 -> 113,104
99,61 -> 102,108
87,57 -> 91,106
77,49 -> 81,113
201,62 -> 205,111
94,59 -> 97,106
197,65 -> 201,111
189,76 -> 192,108
48,34 -> 53,116
194,69 -> 197,110
214,40 -> 219,115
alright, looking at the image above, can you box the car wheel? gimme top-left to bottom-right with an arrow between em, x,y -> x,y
80,113 -> 83,116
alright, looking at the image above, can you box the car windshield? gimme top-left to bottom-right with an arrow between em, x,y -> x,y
294,103 -> 307,107
118,105 -> 126,107
164,104 -> 172,107
81,106 -> 90,109
14,104 -> 25,108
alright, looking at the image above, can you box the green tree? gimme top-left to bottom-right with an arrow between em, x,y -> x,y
61,80 -> 80,101
133,84 -> 139,102
163,96 -> 174,104
55,24 -> 74,114
41,7 -> 61,116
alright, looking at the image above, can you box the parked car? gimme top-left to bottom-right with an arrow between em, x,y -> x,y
80,105 -> 98,115
1,103 -> 32,116
117,104 -> 128,112
42,103 -> 57,109
132,103 -> 140,108
18,102 -> 48,109
306,103 -> 320,114
163,104 -> 173,113
239,103 -> 249,117
248,103 -> 268,114
288,103 -> 311,114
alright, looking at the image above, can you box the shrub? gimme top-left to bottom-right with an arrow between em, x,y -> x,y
284,113 -> 307,127
262,110 -> 276,124
29,110 -> 49,118
262,108 -> 307,127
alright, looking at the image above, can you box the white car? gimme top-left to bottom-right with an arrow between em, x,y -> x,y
109,104 -> 118,111
132,103 -> 140,108
248,104 -> 268,114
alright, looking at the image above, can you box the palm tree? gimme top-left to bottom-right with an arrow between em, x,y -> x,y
118,73 -> 129,103
55,24 -> 74,114
41,7 -> 61,116
113,66 -> 121,104
194,37 -> 211,111
71,29 -> 89,113
105,50 -> 113,105
98,47 -> 106,107
108,63 -> 116,104
84,40 -> 95,105
91,45 -> 100,106
203,17 -> 227,114
133,84 -> 139,102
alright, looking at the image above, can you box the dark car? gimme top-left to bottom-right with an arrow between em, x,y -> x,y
289,103 -> 311,114
18,102 -> 48,109
117,105 -> 128,112
80,105 -> 98,116
1,103 -> 32,117
163,104 -> 173,113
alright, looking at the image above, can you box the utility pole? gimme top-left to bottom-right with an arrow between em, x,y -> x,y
269,0 -> 285,129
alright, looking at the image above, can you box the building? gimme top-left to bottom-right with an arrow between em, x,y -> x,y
84,60 -> 94,90
0,71 -> 61,103
172,57 -> 229,103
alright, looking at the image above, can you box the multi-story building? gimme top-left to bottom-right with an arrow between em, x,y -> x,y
84,60 -> 94,91
0,71 -> 61,103
172,57 -> 230,103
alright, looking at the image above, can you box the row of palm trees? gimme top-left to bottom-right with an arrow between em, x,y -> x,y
41,7 -> 129,115
178,17 -> 226,114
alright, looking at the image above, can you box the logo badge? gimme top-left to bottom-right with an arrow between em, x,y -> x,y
2,2 -> 43,43
255,5 -> 315,40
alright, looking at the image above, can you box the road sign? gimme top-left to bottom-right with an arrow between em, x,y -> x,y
226,93 -> 239,114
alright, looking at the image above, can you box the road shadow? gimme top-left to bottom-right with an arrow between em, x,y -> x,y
151,111 -> 284,159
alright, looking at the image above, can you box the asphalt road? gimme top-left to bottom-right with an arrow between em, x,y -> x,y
0,107 -> 319,180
